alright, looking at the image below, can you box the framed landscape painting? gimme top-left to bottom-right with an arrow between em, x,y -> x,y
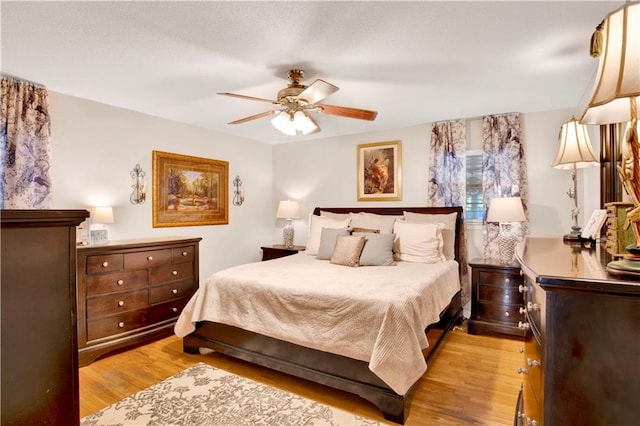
152,150 -> 228,227
357,140 -> 402,201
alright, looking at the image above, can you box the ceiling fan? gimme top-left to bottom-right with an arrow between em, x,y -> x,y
219,69 -> 378,136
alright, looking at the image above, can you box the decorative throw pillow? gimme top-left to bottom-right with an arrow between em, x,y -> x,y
403,211 -> 458,260
317,228 -> 350,260
330,235 -> 366,267
393,220 -> 445,263
353,232 -> 395,266
305,215 -> 351,256
348,212 -> 399,234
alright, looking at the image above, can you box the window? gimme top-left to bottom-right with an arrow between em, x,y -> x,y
465,150 -> 483,221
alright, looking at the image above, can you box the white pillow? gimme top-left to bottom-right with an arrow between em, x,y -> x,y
320,210 -> 350,221
305,215 -> 351,256
348,212 -> 400,234
403,211 -> 457,260
393,220 -> 446,263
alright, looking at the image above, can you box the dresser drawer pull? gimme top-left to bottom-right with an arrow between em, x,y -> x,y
118,321 -> 125,328
517,367 -> 527,375
518,284 -> 528,293
117,300 -> 125,307
147,256 -> 153,261
518,321 -> 530,330
171,288 -> 178,294
505,311 -> 510,317
519,347 -> 524,353
172,307 -> 178,313
527,358 -> 541,368
102,261 -> 109,268
527,302 -> 540,311
527,418 -> 539,426
171,270 -> 178,276
505,278 -> 510,283
117,279 -> 124,286
504,294 -> 510,300
519,307 -> 527,315
181,251 -> 188,256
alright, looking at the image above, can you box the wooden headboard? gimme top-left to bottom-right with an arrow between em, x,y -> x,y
312,206 -> 464,266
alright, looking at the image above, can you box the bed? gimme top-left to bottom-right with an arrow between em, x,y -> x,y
176,206 -> 464,424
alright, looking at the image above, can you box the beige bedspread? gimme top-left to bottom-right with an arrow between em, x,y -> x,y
174,253 -> 459,395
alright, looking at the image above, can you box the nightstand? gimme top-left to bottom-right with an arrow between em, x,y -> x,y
468,258 -> 525,338
261,244 -> 306,261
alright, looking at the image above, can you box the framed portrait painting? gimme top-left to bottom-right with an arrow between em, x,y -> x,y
357,140 -> 402,201
152,150 -> 228,227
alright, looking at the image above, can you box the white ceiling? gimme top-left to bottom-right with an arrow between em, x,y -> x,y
1,1 -> 621,144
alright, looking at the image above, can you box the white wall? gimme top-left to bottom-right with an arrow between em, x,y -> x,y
272,109 -> 601,258
49,92 -> 274,279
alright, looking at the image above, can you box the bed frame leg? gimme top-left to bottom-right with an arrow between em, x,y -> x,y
182,336 -> 200,354
360,391 -> 406,424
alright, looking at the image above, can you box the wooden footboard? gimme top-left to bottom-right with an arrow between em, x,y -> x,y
183,290 -> 462,424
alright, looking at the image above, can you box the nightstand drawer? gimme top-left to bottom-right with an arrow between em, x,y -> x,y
86,289 -> 148,319
478,302 -> 524,324
478,270 -> 522,287
478,284 -> 522,305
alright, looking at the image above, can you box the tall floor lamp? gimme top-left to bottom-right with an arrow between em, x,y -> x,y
552,118 -> 598,242
581,1 -> 640,275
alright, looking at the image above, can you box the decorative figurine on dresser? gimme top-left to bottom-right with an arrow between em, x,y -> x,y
468,258 -> 525,338
76,237 -> 201,366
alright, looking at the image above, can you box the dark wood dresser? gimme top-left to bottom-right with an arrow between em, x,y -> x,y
515,237 -> 640,425
468,258 -> 525,338
77,237 -> 201,366
1,209 -> 89,426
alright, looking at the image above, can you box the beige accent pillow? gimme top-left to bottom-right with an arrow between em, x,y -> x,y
330,235 -> 366,267
403,211 -> 457,260
305,215 -> 351,256
348,212 -> 399,234
393,220 -> 446,263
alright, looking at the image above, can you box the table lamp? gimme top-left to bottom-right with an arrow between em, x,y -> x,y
90,206 -> 114,245
276,200 -> 301,248
487,197 -> 526,263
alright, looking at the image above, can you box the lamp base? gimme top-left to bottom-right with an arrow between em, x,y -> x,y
497,225 -> 517,264
606,245 -> 640,279
563,226 -> 582,243
282,220 -> 294,248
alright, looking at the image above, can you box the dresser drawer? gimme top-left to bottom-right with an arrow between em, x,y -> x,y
478,284 -> 522,305
172,246 -> 195,263
477,302 -> 523,324
86,289 -> 148,319
149,262 -> 194,285
149,279 -> 194,304
87,309 -> 148,341
148,297 -> 190,323
124,248 -> 172,270
524,327 -> 543,404
86,254 -> 124,274
478,270 -> 522,287
86,270 -> 148,296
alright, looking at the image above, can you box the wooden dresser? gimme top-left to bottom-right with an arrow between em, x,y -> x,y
77,237 -> 201,366
515,238 -> 640,425
1,209 -> 89,426
468,258 -> 525,338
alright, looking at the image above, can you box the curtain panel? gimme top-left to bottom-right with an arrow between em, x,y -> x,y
427,120 -> 470,304
481,113 -> 529,259
0,77 -> 52,209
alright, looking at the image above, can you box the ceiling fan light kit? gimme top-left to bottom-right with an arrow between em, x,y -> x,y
220,69 -> 377,136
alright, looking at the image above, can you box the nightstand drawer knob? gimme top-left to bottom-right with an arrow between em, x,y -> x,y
117,279 -> 124,286
518,284 -> 528,293
118,321 -> 125,328
147,256 -> 153,261
102,261 -> 109,268
172,307 -> 178,313
181,251 -> 188,256
117,300 -> 125,307
171,270 -> 178,276
171,288 -> 178,294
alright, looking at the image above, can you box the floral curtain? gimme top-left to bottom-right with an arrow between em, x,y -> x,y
1,77 -> 52,209
427,120 -> 470,304
482,113 -> 529,259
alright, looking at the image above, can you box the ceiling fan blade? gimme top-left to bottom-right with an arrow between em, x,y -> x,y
318,104 -> 378,121
305,113 -> 321,135
296,79 -> 339,105
218,92 -> 276,104
228,110 -> 277,125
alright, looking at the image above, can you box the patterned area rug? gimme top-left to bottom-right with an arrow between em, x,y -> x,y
81,362 -> 384,425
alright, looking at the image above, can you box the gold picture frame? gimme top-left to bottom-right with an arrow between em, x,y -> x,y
152,150 -> 228,227
357,140 -> 402,201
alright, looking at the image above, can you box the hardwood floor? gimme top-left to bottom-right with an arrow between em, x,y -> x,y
79,321 -> 523,425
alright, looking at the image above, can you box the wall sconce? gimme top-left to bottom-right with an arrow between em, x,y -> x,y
130,164 -> 147,205
233,175 -> 244,206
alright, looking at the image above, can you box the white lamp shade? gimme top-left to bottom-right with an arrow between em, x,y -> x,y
553,118 -> 599,170
486,197 -> 526,223
276,200 -> 301,219
581,2 -> 640,124
92,206 -> 114,224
